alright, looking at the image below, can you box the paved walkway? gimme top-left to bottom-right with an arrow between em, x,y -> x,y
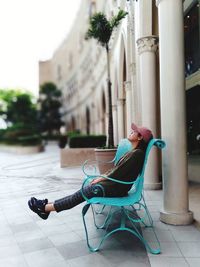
0,145 -> 200,267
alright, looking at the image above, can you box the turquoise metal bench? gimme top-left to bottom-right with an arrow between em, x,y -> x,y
81,138 -> 166,254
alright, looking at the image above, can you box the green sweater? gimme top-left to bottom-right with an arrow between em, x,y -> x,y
99,148 -> 145,197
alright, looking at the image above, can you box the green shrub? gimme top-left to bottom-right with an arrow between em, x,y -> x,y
0,129 -> 6,141
41,133 -> 61,141
69,135 -> 106,148
67,130 -> 81,138
18,134 -> 42,146
0,124 -> 41,146
58,135 -> 68,148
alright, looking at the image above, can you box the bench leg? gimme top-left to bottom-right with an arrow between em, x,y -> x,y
82,204 -> 161,254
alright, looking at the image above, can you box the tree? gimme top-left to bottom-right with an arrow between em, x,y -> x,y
85,10 -> 128,148
38,82 -> 63,136
0,89 -> 37,126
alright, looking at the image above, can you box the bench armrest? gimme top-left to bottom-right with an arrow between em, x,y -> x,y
81,173 -> 138,201
82,158 -> 115,176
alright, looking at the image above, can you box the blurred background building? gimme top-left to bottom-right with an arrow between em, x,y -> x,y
39,0 -> 200,155
39,0 -> 199,225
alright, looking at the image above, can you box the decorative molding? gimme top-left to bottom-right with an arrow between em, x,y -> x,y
136,36 -> 159,55
130,62 -> 136,75
156,0 -> 162,7
117,98 -> 125,105
112,104 -> 117,111
127,5 -> 135,35
124,80 -> 131,91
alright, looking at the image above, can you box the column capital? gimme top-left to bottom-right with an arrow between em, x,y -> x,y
112,104 -> 117,111
117,99 -> 125,106
130,62 -> 136,75
124,81 -> 131,91
155,0 -> 162,7
136,36 -> 159,55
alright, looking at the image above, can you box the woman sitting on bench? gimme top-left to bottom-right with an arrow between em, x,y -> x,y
28,123 -> 153,220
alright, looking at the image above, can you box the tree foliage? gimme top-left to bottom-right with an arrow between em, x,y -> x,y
85,10 -> 128,47
85,10 -> 128,147
38,82 -> 63,136
0,89 -> 37,126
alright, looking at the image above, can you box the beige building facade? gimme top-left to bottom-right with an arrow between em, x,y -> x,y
39,0 -> 200,225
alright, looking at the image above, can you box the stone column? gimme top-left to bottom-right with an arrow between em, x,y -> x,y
156,0 -> 193,225
136,35 -> 161,190
112,104 -> 118,145
130,62 -> 139,124
117,99 -> 125,141
124,81 -> 132,135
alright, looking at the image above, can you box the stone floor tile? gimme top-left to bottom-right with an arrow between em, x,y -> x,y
170,228 -> 200,242
0,244 -> 21,259
0,235 -> 18,247
75,228 -> 106,240
67,253 -> 150,267
67,253 -> 114,267
0,225 -> 13,236
142,228 -> 174,242
18,237 -> 54,253
149,257 -> 189,267
0,256 -> 28,267
39,223 -> 73,235
164,224 -> 196,232
36,217 -> 64,228
14,229 -> 46,243
185,257 -> 200,267
57,240 -> 91,260
148,211 -> 160,222
148,242 -> 182,257
152,221 -> 169,231
67,219 -> 85,231
177,242 -> 200,257
10,221 -> 40,234
24,248 -> 68,267
115,261 -> 150,267
94,235 -> 147,264
48,231 -> 82,246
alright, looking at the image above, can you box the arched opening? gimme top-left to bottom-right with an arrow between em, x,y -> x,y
86,107 -> 90,134
186,85 -> 200,155
102,91 -> 106,134
71,116 -> 76,132
122,49 -> 127,137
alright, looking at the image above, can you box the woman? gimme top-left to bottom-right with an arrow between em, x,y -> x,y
28,123 -> 153,220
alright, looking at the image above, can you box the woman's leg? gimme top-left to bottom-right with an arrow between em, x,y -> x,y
28,184 -> 104,219
52,184 -> 104,212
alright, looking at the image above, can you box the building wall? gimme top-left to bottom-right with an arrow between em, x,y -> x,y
39,0 -> 137,146
39,0 -> 200,152
39,60 -> 54,85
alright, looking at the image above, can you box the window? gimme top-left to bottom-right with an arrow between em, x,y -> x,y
184,2 -> 200,76
57,65 -> 62,81
89,1 -> 96,18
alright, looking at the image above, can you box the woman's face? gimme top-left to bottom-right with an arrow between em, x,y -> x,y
128,130 -> 142,142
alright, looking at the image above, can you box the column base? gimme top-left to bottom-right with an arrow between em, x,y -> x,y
144,182 -> 162,190
160,210 -> 194,225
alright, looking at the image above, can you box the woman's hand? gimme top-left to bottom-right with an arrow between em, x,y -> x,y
90,177 -> 107,185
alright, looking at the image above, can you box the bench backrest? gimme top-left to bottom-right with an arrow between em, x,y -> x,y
113,139 -> 132,165
140,138 -> 166,178
130,138 -> 166,199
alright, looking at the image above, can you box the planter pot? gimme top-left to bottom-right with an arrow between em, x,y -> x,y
0,144 -> 44,154
60,148 -> 95,167
94,148 -> 117,174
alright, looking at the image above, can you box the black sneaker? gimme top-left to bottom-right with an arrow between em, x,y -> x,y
28,197 -> 50,220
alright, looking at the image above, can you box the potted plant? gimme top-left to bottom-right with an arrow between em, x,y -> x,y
85,9 -> 128,173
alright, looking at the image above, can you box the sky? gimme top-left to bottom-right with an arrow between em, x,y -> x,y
0,0 -> 81,96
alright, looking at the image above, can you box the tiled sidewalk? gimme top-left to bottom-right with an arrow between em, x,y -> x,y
0,145 -> 200,267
